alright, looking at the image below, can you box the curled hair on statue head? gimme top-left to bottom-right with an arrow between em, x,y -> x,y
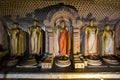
104,24 -> 110,30
60,20 -> 66,28
89,19 -> 94,22
33,20 -> 39,22
60,20 -> 65,23
104,24 -> 110,27
13,22 -> 19,25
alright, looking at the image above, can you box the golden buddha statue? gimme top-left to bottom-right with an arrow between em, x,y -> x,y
28,20 -> 42,55
7,22 -> 24,56
21,20 -> 45,66
85,20 -> 102,66
102,24 -> 115,56
58,21 -> 71,57
55,21 -> 71,67
102,25 -> 119,65
7,22 -> 25,66
85,20 -> 98,56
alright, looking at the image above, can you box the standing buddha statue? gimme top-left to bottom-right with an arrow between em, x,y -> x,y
55,21 -> 71,67
7,22 -> 25,66
22,20 -> 45,66
85,20 -> 101,66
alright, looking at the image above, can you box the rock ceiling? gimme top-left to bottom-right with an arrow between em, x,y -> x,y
0,0 -> 120,24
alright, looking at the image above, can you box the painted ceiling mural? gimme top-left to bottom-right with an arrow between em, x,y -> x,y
0,0 -> 120,31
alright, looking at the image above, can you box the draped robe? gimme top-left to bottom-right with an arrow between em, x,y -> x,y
29,26 -> 45,55
9,28 -> 25,56
85,27 -> 98,56
58,29 -> 70,56
102,31 -> 114,55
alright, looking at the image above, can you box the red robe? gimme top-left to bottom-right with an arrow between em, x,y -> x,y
58,29 -> 70,56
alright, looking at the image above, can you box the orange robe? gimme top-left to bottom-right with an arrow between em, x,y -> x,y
58,29 -> 70,56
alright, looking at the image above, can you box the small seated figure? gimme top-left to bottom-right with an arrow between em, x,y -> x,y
7,22 -> 25,66
85,20 -> 101,66
55,21 -> 71,67
22,20 -> 45,66
102,24 -> 118,65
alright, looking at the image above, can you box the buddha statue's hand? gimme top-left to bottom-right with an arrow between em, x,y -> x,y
36,27 -> 39,30
65,54 -> 69,58
85,27 -> 89,34
95,28 -> 98,36
56,28 -> 60,35
112,31 -> 115,38
27,27 -> 31,35
7,28 -> 11,36
66,27 -> 68,31
38,27 -> 41,32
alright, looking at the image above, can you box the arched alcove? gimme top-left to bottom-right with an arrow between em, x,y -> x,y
0,20 -> 8,59
44,6 -> 82,56
115,20 -> 120,53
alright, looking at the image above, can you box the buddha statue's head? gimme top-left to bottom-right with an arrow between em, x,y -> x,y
33,20 -> 39,27
105,24 -> 110,31
13,22 -> 19,29
89,19 -> 94,27
61,21 -> 66,29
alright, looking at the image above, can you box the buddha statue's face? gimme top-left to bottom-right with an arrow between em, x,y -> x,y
13,24 -> 18,29
89,20 -> 94,27
33,21 -> 38,27
105,25 -> 110,31
61,21 -> 65,29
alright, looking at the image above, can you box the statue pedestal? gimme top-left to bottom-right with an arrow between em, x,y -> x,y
18,56 -> 37,68
86,56 -> 102,66
55,56 -> 71,67
41,54 -> 53,69
74,60 -> 85,69
6,57 -> 18,66
73,54 -> 85,69
103,56 -> 119,65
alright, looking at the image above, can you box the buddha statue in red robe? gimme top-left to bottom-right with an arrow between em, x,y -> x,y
55,21 -> 71,67
58,21 -> 71,57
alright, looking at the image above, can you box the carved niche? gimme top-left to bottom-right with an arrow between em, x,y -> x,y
115,21 -> 120,50
44,6 -> 82,57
